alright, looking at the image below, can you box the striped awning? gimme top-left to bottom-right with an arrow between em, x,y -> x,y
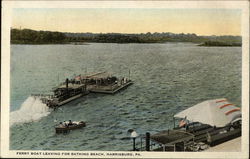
174,98 -> 241,127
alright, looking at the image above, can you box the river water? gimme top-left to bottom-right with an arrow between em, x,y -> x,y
10,43 -> 241,150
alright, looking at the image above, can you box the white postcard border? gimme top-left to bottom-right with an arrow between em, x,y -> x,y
1,1 -> 249,158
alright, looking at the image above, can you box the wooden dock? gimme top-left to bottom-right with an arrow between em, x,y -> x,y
88,81 -> 133,94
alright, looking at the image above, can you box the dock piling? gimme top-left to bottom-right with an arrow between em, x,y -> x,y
146,132 -> 150,151
133,138 -> 136,151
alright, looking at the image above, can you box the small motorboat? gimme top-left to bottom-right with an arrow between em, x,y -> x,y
55,120 -> 86,134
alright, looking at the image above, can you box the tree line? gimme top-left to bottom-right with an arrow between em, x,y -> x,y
11,28 -> 242,45
11,29 -> 67,44
65,32 -> 206,43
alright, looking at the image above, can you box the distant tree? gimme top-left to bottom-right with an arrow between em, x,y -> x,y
11,28 -> 67,44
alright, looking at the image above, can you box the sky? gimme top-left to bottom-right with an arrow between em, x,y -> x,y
12,8 -> 241,36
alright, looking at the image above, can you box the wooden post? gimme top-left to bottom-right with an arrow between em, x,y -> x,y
146,132 -> 150,151
133,138 -> 136,151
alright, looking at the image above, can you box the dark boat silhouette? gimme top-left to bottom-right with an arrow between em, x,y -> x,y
55,121 -> 86,134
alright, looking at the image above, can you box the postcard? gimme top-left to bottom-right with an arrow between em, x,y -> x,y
1,1 -> 249,158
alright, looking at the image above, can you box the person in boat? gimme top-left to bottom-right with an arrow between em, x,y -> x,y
68,120 -> 73,126
59,122 -> 64,128
63,121 -> 68,127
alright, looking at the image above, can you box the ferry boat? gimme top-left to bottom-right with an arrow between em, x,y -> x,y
33,71 -> 133,108
38,78 -> 89,108
55,120 -> 86,134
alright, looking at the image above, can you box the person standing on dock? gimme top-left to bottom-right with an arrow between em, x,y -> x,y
179,117 -> 187,128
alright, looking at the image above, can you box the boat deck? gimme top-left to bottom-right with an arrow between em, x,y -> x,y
57,83 -> 85,89
88,81 -> 133,94
57,91 -> 89,106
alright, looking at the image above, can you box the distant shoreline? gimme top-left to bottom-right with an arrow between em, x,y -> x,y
10,41 -> 163,44
198,41 -> 242,47
11,42 -> 242,46
11,28 -> 242,45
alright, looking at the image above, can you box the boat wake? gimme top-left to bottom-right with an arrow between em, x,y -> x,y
10,96 -> 51,127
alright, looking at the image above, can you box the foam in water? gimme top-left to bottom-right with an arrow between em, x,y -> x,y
10,96 -> 51,126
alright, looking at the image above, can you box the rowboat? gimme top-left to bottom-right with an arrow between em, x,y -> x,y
55,121 -> 86,134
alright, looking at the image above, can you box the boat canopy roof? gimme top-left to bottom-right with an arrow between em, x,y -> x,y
150,130 -> 194,145
174,98 -> 241,127
80,72 -> 113,80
